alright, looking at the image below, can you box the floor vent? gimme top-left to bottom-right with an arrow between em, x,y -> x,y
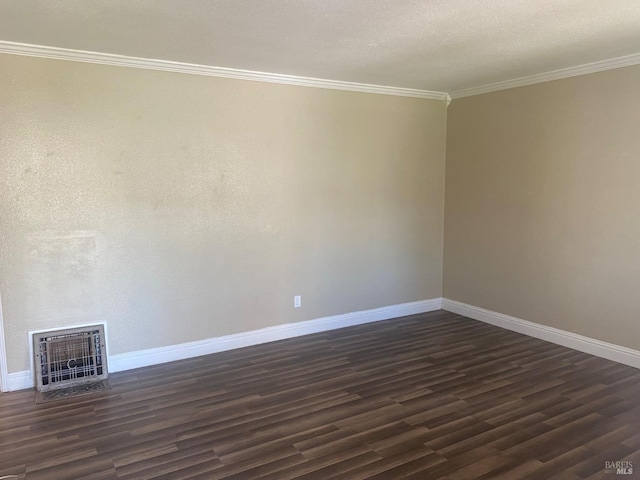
32,325 -> 108,392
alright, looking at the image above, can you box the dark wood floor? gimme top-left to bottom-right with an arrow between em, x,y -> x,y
1,310 -> 640,479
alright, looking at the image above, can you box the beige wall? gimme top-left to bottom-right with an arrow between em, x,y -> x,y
444,65 -> 640,350
0,54 -> 447,373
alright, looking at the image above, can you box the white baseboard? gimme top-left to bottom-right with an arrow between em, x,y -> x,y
7,370 -> 33,391
7,297 -> 442,391
442,298 -> 640,369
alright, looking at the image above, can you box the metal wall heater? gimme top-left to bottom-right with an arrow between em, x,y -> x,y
32,325 -> 108,392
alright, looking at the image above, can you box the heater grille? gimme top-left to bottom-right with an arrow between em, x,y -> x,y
33,325 -> 108,392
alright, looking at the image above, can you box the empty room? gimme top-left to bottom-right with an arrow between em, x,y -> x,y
1,1 -> 640,479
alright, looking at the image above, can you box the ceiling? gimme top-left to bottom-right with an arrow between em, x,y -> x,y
1,0 -> 639,95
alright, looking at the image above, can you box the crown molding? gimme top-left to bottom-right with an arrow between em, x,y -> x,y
2,41 -> 636,103
0,41 -> 448,102
449,52 -> 640,99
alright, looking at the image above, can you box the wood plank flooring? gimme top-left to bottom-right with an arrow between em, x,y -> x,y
1,310 -> 640,479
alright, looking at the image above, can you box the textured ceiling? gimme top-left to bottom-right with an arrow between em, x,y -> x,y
0,0 -> 639,93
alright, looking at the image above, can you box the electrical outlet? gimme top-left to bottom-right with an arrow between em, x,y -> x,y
294,295 -> 301,308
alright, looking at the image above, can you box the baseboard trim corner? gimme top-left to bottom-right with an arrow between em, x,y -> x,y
442,298 -> 640,369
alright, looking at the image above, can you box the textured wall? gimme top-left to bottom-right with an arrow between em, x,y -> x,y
444,65 -> 640,350
0,54 -> 447,373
